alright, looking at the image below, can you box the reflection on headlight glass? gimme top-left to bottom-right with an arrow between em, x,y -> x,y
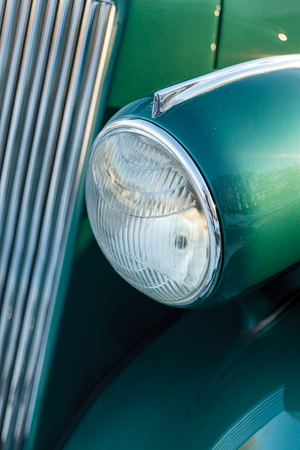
86,125 -> 218,306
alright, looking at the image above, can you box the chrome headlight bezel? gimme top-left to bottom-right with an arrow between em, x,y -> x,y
86,118 -> 222,306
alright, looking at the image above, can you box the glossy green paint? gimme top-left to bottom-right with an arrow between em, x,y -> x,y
62,295 -> 300,450
111,68 -> 300,306
217,0 -> 300,69
107,0 -> 221,108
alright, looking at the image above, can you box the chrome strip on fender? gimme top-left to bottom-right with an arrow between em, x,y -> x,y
152,54 -> 300,118
212,387 -> 284,450
0,1 -> 116,448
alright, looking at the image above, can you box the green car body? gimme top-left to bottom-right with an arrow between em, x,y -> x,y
2,0 -> 300,449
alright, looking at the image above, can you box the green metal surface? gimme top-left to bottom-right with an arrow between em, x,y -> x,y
110,68 -> 300,306
217,0 -> 300,69
107,0 -> 221,108
62,294 -> 300,450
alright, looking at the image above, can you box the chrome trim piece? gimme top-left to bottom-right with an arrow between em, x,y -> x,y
152,54 -> 300,118
88,118 -> 222,306
212,387 -> 284,450
0,1 -> 116,448
0,2 -> 6,35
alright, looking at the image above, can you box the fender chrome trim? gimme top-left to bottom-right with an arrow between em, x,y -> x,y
152,54 -> 300,118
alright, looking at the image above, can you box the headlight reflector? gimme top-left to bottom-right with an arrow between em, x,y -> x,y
86,119 -> 221,306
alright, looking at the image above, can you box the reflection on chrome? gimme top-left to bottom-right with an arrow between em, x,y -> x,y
212,388 -> 284,450
278,33 -> 287,41
239,411 -> 300,450
152,54 -> 300,118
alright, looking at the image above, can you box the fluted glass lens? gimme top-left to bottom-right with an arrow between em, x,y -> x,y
86,126 -> 211,305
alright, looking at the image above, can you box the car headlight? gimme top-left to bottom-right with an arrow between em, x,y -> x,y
86,118 -> 221,306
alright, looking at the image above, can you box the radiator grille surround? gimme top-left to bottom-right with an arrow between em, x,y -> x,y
0,0 -> 116,448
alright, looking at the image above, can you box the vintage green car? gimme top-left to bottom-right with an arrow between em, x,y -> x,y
1,0 -> 300,449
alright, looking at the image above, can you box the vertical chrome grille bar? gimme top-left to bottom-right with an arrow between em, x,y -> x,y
0,0 -> 74,314
0,1 -> 70,432
0,0 -> 94,435
0,1 -> 74,416
0,0 -> 48,294
0,0 -> 21,109
0,0 -> 117,447
0,1 -> 7,35
0,0 -> 31,171
0,0 -> 81,431
14,7 -> 115,444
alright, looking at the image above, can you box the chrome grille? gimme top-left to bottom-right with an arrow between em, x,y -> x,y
0,0 -> 116,447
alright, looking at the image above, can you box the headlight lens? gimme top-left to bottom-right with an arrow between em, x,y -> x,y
86,119 -> 221,306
